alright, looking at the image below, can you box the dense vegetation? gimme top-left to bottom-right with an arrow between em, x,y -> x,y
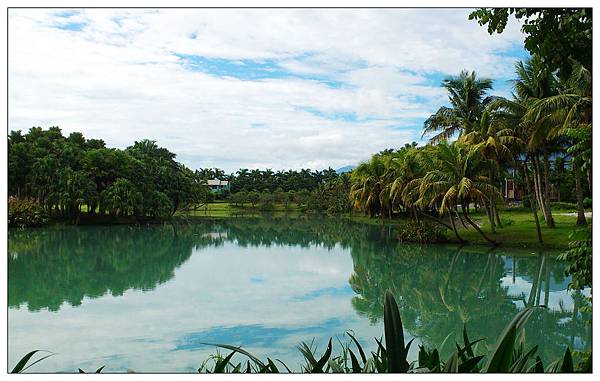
8,128 -> 212,222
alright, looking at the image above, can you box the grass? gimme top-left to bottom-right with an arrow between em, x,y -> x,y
457,208 -> 590,249
180,202 -> 588,250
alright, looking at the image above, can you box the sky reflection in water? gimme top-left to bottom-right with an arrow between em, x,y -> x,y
8,218 -> 591,372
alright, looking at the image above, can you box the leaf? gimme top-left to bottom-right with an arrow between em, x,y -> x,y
458,355 -> 484,373
328,359 -> 344,373
383,290 -> 408,372
11,350 -> 54,373
509,345 -> 538,372
443,351 -> 459,373
200,342 -> 265,368
311,338 -> 333,373
559,348 -> 573,373
95,365 -> 105,373
349,349 -> 362,372
347,332 -> 367,364
484,307 -> 539,372
213,351 -> 236,373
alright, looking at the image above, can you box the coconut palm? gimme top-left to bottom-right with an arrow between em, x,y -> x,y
404,142 -> 501,245
422,70 -> 494,144
510,56 -> 559,228
526,61 -> 591,226
349,156 -> 387,217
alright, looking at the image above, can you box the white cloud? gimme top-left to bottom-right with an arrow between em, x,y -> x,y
8,8 -> 527,172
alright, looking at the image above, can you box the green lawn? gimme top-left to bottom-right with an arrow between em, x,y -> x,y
456,208 -> 589,249
180,202 -> 589,250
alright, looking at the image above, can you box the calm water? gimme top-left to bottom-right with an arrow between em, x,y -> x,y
8,217 -> 591,373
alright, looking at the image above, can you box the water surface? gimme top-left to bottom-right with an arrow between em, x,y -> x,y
8,217 -> 591,372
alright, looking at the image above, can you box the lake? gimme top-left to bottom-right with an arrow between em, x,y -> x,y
8,217 -> 591,373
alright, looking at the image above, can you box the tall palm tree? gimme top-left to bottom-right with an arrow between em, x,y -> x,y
512,56 -> 559,228
527,61 -> 591,226
422,70 -> 494,144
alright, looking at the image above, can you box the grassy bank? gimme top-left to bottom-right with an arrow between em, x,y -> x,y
179,202 -> 588,250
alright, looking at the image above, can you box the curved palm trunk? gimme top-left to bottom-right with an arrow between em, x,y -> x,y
522,159 -> 543,243
532,155 -> 547,220
542,146 -> 555,228
573,160 -> 588,226
463,209 -> 499,246
448,206 -> 466,244
484,199 -> 496,233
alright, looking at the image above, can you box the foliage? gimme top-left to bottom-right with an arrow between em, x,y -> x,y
468,8 -> 592,77
8,127 -> 205,221
557,227 -> 592,291
582,198 -> 592,209
8,197 -> 48,228
397,220 -> 448,244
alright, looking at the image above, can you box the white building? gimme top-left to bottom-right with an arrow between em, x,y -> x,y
207,179 -> 230,193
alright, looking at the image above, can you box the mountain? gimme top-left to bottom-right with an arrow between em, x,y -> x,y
335,165 -> 355,174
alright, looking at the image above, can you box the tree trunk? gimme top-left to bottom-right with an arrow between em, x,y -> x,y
541,146 -> 555,228
494,203 -> 503,228
463,211 -> 499,246
448,207 -> 466,244
522,159 -> 543,243
533,155 -> 549,225
484,199 -> 496,233
573,160 -> 588,226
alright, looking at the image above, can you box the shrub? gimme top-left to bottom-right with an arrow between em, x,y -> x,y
521,195 -> 530,208
8,197 -> 48,228
583,197 -> 592,209
397,220 -> 448,244
549,201 -> 577,210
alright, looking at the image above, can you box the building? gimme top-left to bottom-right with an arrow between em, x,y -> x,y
207,179 -> 230,193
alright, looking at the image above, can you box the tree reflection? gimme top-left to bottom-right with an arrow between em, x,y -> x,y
9,217 -> 590,363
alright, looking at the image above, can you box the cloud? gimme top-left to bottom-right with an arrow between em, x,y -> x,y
8,8 -> 528,172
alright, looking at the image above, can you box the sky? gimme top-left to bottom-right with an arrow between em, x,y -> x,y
8,8 -> 530,173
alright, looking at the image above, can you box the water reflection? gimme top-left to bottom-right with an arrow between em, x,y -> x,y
8,217 -> 591,371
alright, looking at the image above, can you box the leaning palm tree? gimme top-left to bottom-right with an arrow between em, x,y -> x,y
459,109 -> 515,232
422,70 -> 494,144
404,142 -> 501,245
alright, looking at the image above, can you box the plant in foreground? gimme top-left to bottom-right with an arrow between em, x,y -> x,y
12,291 -> 591,373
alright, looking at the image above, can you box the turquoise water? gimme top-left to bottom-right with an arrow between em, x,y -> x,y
8,217 -> 591,372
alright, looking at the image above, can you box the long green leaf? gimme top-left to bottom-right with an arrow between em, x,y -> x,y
484,307 -> 539,372
383,290 -> 408,372
11,350 -> 53,373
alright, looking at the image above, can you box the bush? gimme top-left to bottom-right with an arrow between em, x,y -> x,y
583,197 -> 592,209
550,202 -> 577,211
397,220 -> 448,244
522,195 -> 530,208
8,197 -> 48,228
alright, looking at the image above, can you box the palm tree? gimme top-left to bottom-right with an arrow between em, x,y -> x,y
527,61 -> 591,226
459,109 -> 515,232
422,70 -> 494,144
349,156 -> 387,218
512,56 -> 559,228
404,142 -> 501,245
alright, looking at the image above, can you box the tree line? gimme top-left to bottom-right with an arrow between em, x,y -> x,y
8,128 -> 209,220
348,8 -> 592,244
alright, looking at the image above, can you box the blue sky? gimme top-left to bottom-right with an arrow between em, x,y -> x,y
9,9 -> 529,172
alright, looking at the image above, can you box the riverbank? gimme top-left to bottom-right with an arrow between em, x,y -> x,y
179,203 -> 588,250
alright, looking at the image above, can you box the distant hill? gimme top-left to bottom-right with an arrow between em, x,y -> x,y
335,165 -> 355,174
